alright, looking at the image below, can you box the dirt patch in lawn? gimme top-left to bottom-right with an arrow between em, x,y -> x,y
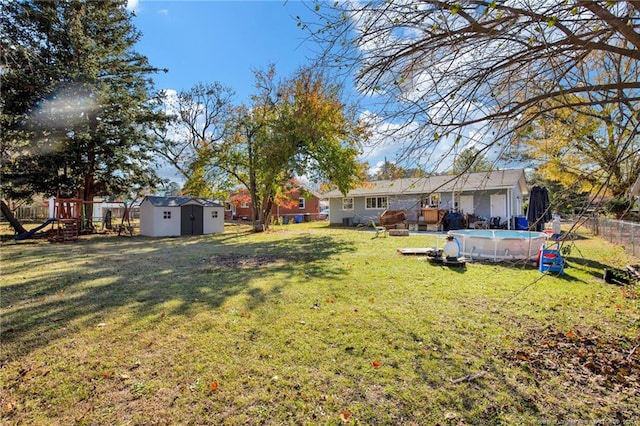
204,254 -> 289,269
503,326 -> 639,396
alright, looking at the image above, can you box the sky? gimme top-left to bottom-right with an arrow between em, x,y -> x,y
128,0 -> 321,102
125,0 -> 463,184
126,0 -> 387,183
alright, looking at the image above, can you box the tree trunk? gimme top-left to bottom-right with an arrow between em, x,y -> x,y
1,200 -> 28,235
81,173 -> 95,231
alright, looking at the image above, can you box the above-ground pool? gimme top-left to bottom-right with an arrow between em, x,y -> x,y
450,229 -> 547,261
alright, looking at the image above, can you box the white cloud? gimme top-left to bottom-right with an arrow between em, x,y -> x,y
358,105 -> 503,175
126,0 -> 139,12
158,9 -> 169,16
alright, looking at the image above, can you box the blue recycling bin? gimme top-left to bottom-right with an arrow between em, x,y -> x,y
515,216 -> 528,230
294,214 -> 303,223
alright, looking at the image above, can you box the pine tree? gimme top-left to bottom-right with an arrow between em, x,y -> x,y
1,0 -> 165,230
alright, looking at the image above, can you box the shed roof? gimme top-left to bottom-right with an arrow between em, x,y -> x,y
142,196 -> 223,208
322,169 -> 528,198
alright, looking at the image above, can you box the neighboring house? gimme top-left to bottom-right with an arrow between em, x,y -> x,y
227,184 -> 322,222
631,175 -> 640,200
322,169 -> 529,228
631,175 -> 640,211
139,196 -> 224,237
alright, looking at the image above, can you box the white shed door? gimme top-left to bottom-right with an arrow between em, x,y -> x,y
490,193 -> 507,218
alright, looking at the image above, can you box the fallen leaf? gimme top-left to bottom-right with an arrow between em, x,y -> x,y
5,400 -> 17,413
368,297 -> 375,303
339,410 -> 351,422
210,381 -> 218,391
96,323 -> 107,328
371,360 -> 381,368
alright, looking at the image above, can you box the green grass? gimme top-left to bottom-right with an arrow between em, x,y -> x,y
1,222 -> 638,425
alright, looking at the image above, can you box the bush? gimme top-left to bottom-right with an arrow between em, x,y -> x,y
604,197 -> 632,218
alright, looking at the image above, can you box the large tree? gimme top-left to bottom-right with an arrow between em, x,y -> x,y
517,96 -> 640,199
515,49 -> 640,201
1,0 -> 164,231
303,1 -> 640,196
452,146 -> 494,174
151,82 -> 236,198
215,66 -> 369,231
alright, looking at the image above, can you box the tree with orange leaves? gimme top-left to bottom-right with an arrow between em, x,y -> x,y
214,65 -> 369,231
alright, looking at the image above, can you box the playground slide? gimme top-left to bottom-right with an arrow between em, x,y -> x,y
13,218 -> 56,241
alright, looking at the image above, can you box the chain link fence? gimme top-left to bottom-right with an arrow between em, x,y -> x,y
584,216 -> 639,257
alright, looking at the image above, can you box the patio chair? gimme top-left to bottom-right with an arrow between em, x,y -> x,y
371,220 -> 388,238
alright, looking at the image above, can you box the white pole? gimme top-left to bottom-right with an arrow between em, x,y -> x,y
49,197 -> 55,219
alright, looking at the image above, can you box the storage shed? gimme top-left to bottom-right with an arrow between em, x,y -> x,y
140,196 -> 224,237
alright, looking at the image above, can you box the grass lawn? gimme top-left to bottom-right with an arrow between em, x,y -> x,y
1,222 -> 638,425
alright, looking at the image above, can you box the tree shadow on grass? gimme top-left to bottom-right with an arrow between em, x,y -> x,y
564,255 -> 629,283
0,232 -> 355,360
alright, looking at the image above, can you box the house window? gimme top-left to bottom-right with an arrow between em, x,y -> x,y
298,198 -> 305,209
366,197 -> 388,210
224,202 -> 231,211
342,198 -> 353,210
163,211 -> 171,219
212,211 -> 218,218
241,201 -> 249,208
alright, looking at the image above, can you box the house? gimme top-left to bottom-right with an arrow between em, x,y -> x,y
227,184 -> 322,222
631,175 -> 640,200
139,196 -> 224,237
321,169 -> 529,229
630,175 -> 640,212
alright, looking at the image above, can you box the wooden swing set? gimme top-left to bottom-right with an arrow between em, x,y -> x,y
47,198 -> 134,242
48,198 -> 82,243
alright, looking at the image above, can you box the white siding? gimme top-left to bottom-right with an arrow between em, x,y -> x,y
203,206 -> 225,234
140,200 -> 181,237
139,200 -> 155,236
155,207 -> 181,236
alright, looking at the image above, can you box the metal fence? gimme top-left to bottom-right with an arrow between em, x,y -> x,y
584,217 -> 639,257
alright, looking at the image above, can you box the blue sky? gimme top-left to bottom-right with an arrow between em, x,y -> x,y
126,0 -> 391,183
126,1 -> 450,181
129,0 -> 322,103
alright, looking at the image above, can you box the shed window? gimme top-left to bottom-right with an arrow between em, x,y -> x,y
365,197 -> 388,210
298,198 -> 305,209
342,198 -> 353,210
212,211 -> 218,218
163,211 -> 171,219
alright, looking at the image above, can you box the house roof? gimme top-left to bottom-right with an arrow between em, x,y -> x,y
322,169 -> 528,198
142,196 -> 223,207
228,182 -> 322,201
